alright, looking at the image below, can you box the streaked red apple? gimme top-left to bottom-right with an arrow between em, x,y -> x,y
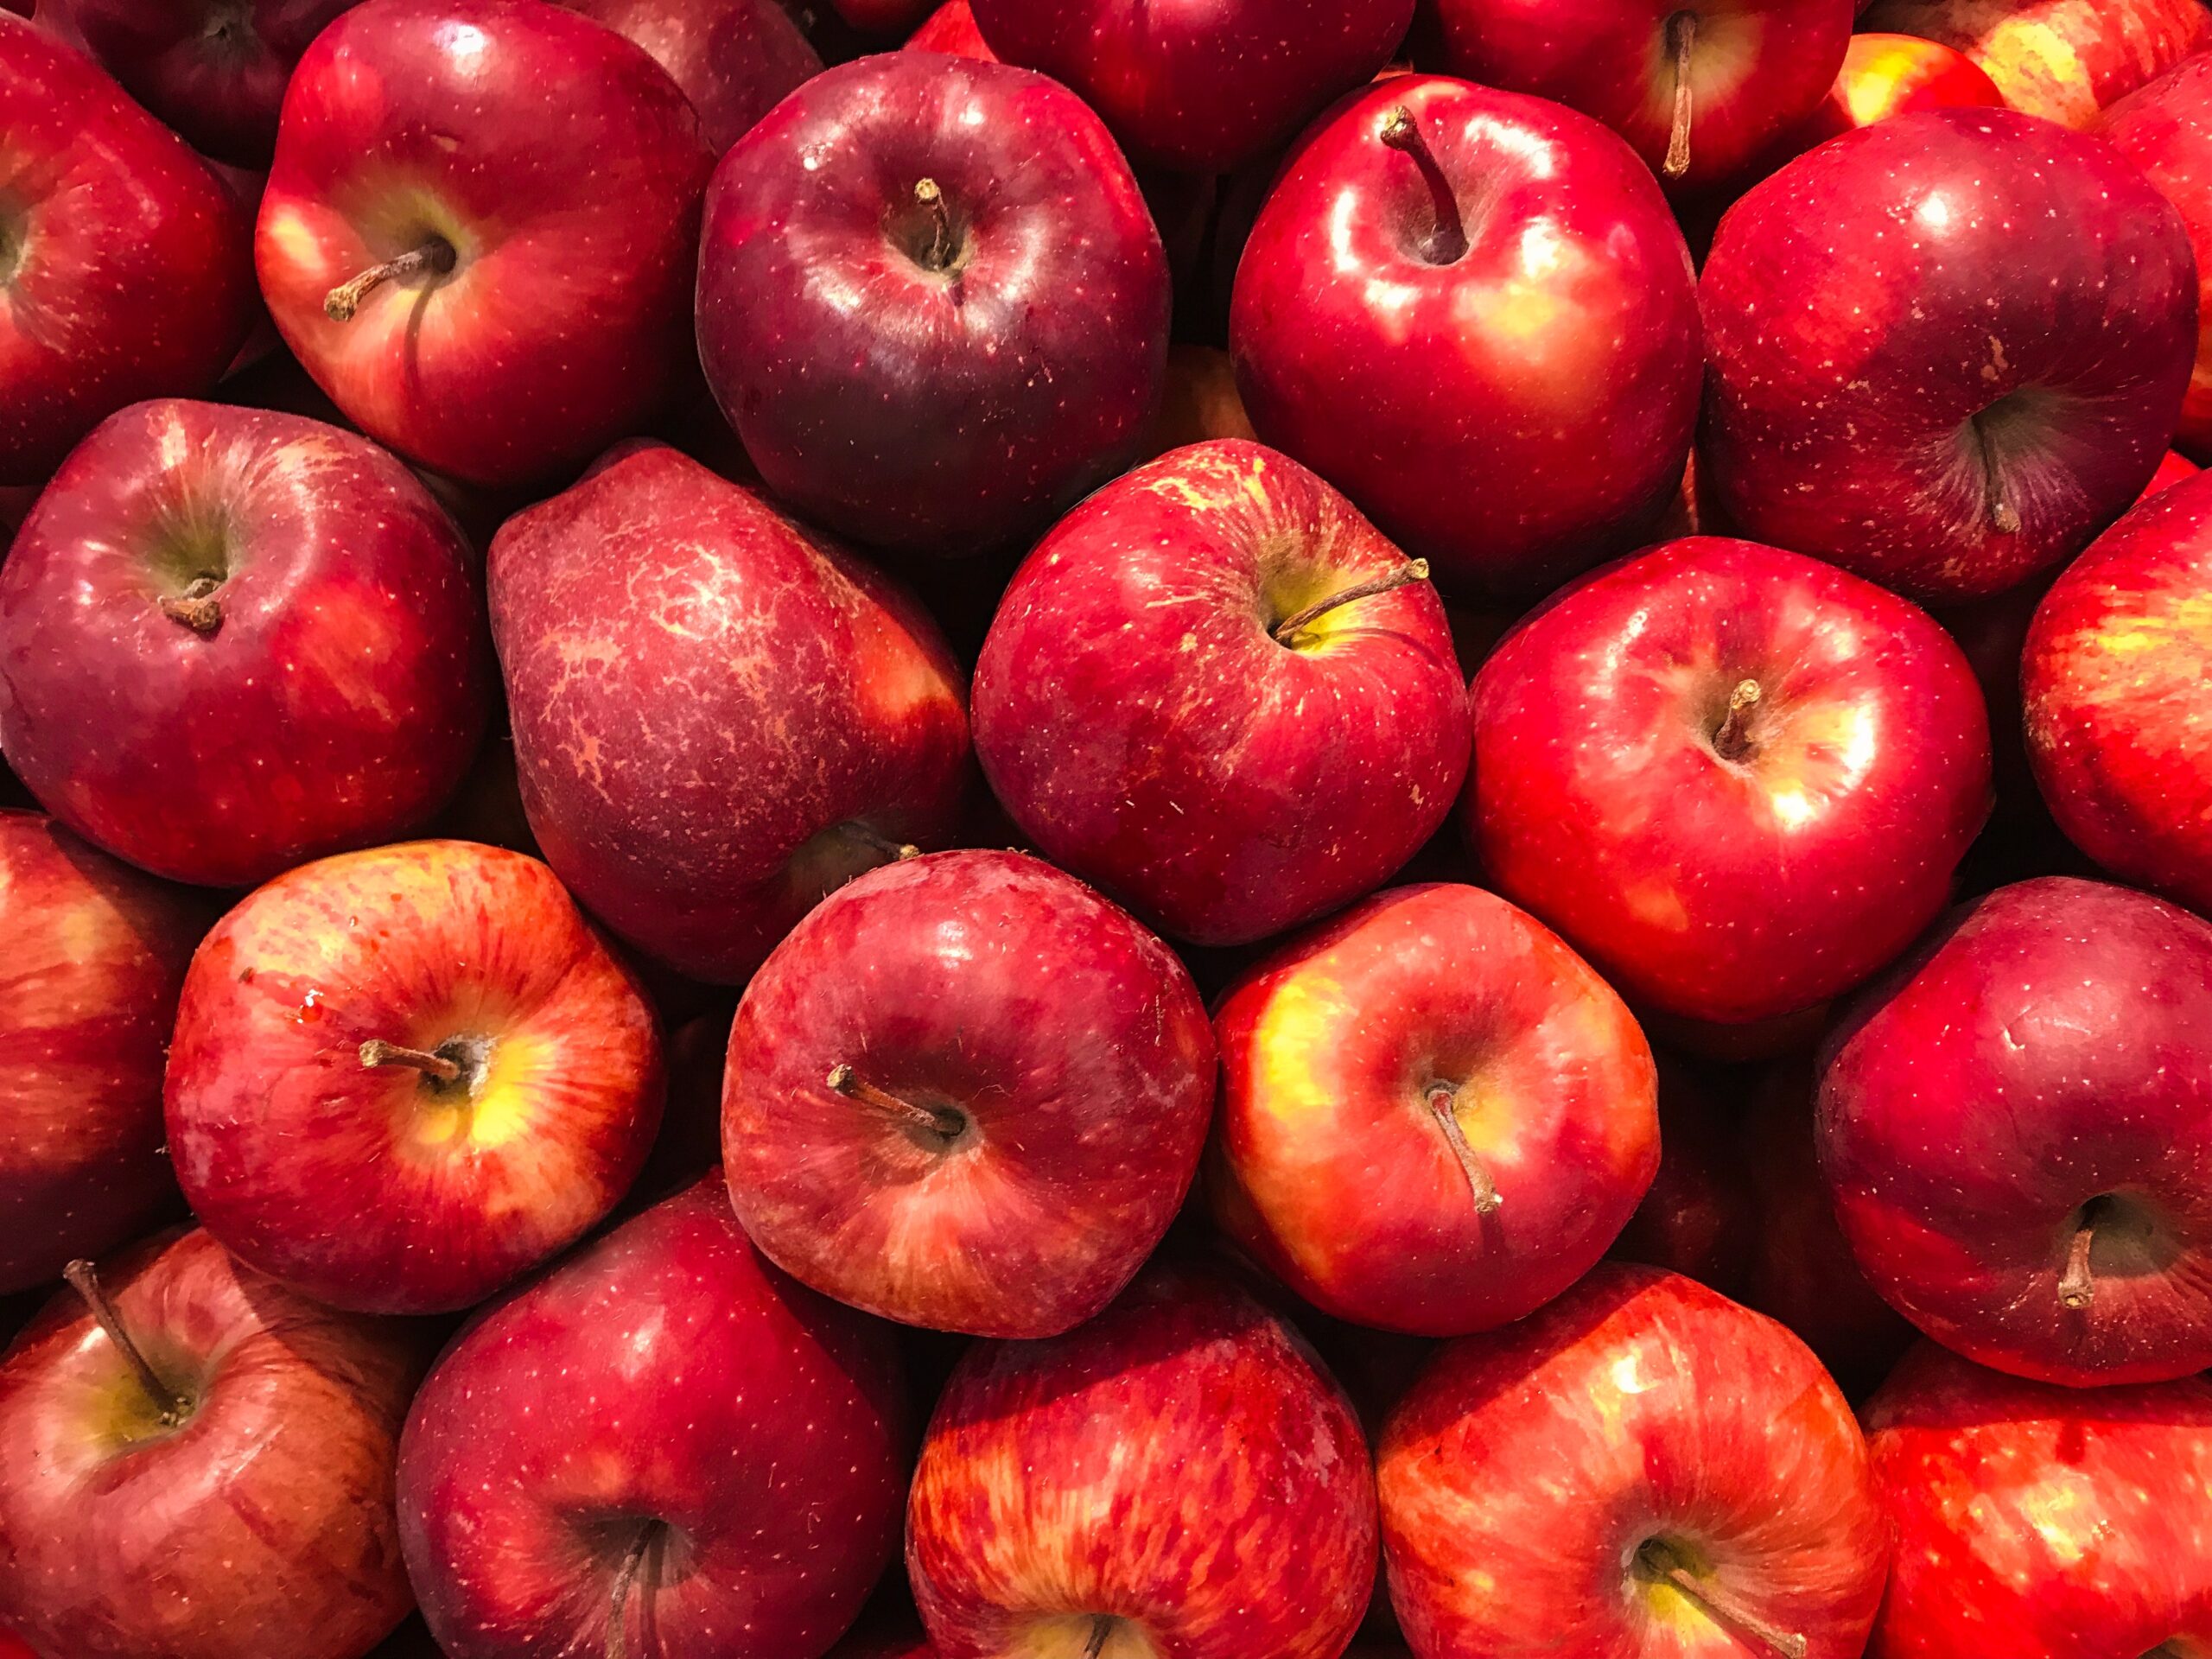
1862,0 -> 2208,127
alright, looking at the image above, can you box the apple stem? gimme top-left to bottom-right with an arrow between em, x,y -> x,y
1974,416 -> 2024,535
359,1039 -> 462,1084
1663,10 -> 1699,179
2059,1214 -> 2098,1309
324,236 -> 457,323
1273,560 -> 1431,643
62,1259 -> 187,1425
1713,678 -> 1762,762
827,1064 -> 967,1140
913,177 -> 957,271
604,1525 -> 655,1659
1084,1617 -> 1112,1659
1378,108 -> 1468,263
159,575 -> 224,636
1660,1563 -> 1808,1659
1428,1087 -> 1503,1216
837,822 -> 922,863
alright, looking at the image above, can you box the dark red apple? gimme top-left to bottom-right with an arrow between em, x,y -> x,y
1863,0 -> 2209,128
1463,537 -> 1992,1027
489,442 -> 970,982
0,16 -> 257,487
973,439 -> 1469,946
903,0 -> 985,55
1819,875 -> 2212,1386
1700,107 -> 2197,601
1605,1058 -> 1755,1295
165,840 -> 665,1315
1210,882 -> 1660,1336
908,1262 -> 1377,1659
0,399 -> 491,889
1231,76 -> 1701,599
256,0 -> 715,486
696,52 -> 1168,556
0,1228 -> 423,1659
556,0 -> 822,152
1380,1264 -> 1887,1659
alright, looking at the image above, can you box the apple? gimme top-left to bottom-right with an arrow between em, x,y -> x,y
1818,875 -> 2212,1387
1,812 -> 203,1294
903,0 -> 987,56
0,16 -> 257,488
968,0 -> 1414,173
164,839 -> 664,1315
1863,1341 -> 2212,1656
1419,0 -> 1853,194
255,0 -> 715,487
696,52 -> 1169,557
1605,1057 -> 1754,1295
1700,107 -> 2197,601
0,399 -> 492,890
972,439 -> 1469,946
556,0 -> 822,152
1379,1263 -> 1887,1659
489,441 -> 970,982
2146,448 -> 2201,498
1208,882 -> 1660,1337
908,1261 -> 1377,1659
0,1227 -> 423,1659
398,1174 -> 910,1659
1230,76 -> 1702,600
1462,536 -> 1992,1027
1807,31 -> 2003,135
1862,0 -> 2208,128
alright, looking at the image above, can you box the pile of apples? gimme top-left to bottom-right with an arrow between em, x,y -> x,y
10,0 -> 2212,1653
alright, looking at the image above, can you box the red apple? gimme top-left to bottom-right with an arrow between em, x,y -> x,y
1209,882 -> 1660,1336
1795,31 -> 2004,143
1,812 -> 203,1294
1700,107 -> 2197,601
1605,1057 -> 1755,1295
256,0 -> 715,487
1818,875 -> 2212,1386
397,1175 -> 910,1659
1863,1341 -> 2212,1656
1862,0 -> 2209,128
1379,1263 -> 1887,1659
164,839 -> 664,1315
489,442 -> 970,982
0,16 -> 256,488
972,439 -> 1469,946
0,400 -> 491,889
696,52 -> 1168,556
1463,536 -> 1992,1026
908,1262 -> 1377,1659
2145,448 -> 2201,498
556,0 -> 822,152
0,1228 -> 423,1659
903,0 -> 986,56
969,0 -> 1414,173
1231,76 -> 1701,600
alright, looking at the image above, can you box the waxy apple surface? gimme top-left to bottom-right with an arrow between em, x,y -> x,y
557,0 -> 822,152
1863,0 -> 2208,127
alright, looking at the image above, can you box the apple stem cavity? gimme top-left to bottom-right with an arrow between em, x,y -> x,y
1712,678 -> 1762,762
1273,559 -> 1431,644
1378,109 -> 1468,264
62,1259 -> 189,1426
323,235 -> 458,323
1427,1086 -> 1503,1216
359,1039 -> 463,1084
837,821 -> 922,863
2059,1207 -> 2101,1309
1663,11 -> 1699,180
827,1063 -> 967,1141
1641,1541 -> 1807,1659
159,574 -> 224,636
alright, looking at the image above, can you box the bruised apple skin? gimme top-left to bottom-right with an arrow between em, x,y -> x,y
1862,0 -> 2209,129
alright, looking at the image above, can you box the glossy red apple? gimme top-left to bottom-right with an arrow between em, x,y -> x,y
1819,875 -> 2212,1386
1605,1058 -> 1754,1295
973,439 -> 1469,946
696,52 -> 1168,556
1863,0 -> 2208,128
0,1228 -> 423,1659
2146,448 -> 2201,498
903,0 -> 986,55
165,840 -> 664,1315
556,0 -> 822,152
1700,107 -> 2197,601
1209,882 -> 1660,1336
398,1175 -> 910,1659
489,442 -> 970,982
1231,76 -> 1701,600
0,400 -> 491,889
1463,537 -> 1992,1027
908,1262 -> 1377,1659
1864,1341 -> 2212,1656
969,0 -> 1414,173
1793,30 -> 2003,144
256,0 -> 715,486
0,16 -> 257,488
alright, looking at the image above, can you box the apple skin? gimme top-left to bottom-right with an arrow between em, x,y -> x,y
1700,107 -> 2197,602
164,840 -> 664,1316
1605,1058 -> 1754,1296
1463,537 -> 1993,1027
1231,76 -> 1702,601
556,0 -> 822,152
723,849 -> 1215,1338
0,812 -> 204,1294
696,52 -> 1169,558
1802,31 -> 2004,138
0,1227 -> 424,1659
1818,875 -> 2212,1387
0,400 -> 492,890
256,0 -> 715,488
2146,448 -> 2200,498
969,0 -> 1415,174
1380,1264 -> 1886,1659
907,1261 -> 1378,1659
903,0 -> 986,55
490,442 -> 971,983
972,439 -> 1469,947
1209,882 -> 1660,1337
1863,1341 -> 2212,1657
1862,0 -> 2209,128
397,1175 -> 911,1659
2023,470 -> 2212,917
0,16 -> 257,488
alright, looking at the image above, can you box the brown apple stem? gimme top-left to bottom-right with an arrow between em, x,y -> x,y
836,822 -> 921,862
159,575 -> 224,636
604,1526 -> 654,1659
1273,560 -> 1431,643
1713,678 -> 1762,762
2059,1216 -> 2098,1310
913,177 -> 957,270
1663,10 -> 1699,179
827,1064 -> 967,1139
1428,1087 -> 1503,1216
359,1039 -> 461,1084
1378,107 -> 1467,262
1083,1618 -> 1112,1659
62,1260 -> 186,1423
1975,416 -> 2023,535
1662,1565 -> 1808,1659
324,236 -> 457,323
